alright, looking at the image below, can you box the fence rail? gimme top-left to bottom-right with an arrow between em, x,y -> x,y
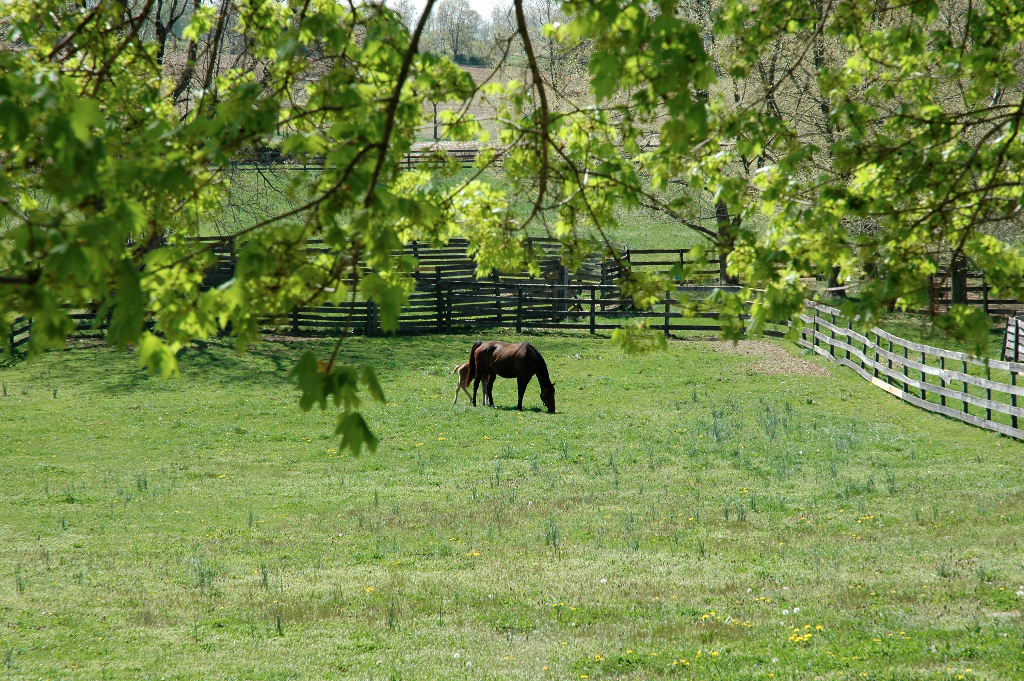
798,301 -> 1024,440
9,282 -> 776,351
229,147 -> 479,170
7,238 -> 740,351
222,282 -> 758,337
192,236 -> 714,290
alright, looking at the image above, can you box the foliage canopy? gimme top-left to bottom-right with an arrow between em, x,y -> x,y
2,0 -> 1024,450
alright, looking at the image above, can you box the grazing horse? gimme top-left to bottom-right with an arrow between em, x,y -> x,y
452,362 -> 472,404
467,341 -> 556,413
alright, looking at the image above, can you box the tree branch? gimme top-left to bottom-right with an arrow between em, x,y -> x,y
363,0 -> 438,209
513,0 -> 550,229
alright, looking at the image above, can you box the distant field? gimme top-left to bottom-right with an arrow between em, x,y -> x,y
1,331 -> 1022,679
212,166 -> 710,251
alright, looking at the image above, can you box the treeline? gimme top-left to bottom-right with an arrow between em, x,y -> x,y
401,0 -> 584,73
133,0 -> 584,71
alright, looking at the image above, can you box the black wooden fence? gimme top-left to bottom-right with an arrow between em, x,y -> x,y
8,239 -> 729,350
193,237 -> 719,290
229,148 -> 479,171
8,283 -> 757,349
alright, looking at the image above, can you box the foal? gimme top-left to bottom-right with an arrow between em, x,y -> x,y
467,341 -> 555,413
452,362 -> 472,404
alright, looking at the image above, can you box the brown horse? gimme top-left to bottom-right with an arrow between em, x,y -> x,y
467,341 -> 555,413
452,362 -> 472,404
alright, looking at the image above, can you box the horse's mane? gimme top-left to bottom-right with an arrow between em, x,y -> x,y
527,343 -> 553,389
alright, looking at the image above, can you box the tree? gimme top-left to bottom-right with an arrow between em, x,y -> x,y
4,0 -> 1024,452
391,0 -> 419,32
709,0 -> 1024,343
430,0 -> 483,63
0,0 -> 480,453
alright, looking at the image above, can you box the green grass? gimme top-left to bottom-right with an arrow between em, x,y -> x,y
1,333 -> 1023,680
875,312 -> 1008,359
212,167 -> 709,249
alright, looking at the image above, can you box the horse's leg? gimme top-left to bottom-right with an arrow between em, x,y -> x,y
472,376 -> 480,406
517,375 -> 531,410
453,385 -> 460,405
486,373 -> 496,407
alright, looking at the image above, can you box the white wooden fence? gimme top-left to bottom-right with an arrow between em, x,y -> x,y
798,301 -> 1024,440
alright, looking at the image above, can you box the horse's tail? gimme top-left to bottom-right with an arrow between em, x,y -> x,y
467,341 -> 483,381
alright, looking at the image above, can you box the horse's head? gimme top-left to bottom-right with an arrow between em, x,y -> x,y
541,383 -> 555,413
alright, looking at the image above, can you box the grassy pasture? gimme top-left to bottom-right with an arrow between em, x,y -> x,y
1,332 -> 1023,680
214,167 -> 707,250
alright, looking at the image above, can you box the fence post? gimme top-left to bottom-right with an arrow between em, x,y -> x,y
495,281 -> 503,326
985,364 -> 992,421
664,297 -> 671,338
951,253 -> 968,305
873,332 -> 880,379
962,360 -> 969,414
830,312 -> 836,358
516,287 -> 523,334
1013,371 -> 1019,430
982,278 -> 990,314
940,356 -> 946,407
901,346 -> 909,393
590,286 -> 596,335
846,318 -> 852,362
921,351 -> 928,401
1014,338 -> 1021,430
435,268 -> 443,332
1015,318 -> 1022,362
887,339 -> 894,386
857,321 -> 866,371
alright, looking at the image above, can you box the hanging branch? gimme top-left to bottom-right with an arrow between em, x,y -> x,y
364,0 -> 439,209
514,0 -> 550,229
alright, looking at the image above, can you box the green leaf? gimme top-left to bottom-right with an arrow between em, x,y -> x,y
137,333 -> 180,378
107,260 -> 144,351
290,351 -> 324,412
336,411 -> 378,455
70,98 -> 102,142
182,5 -> 216,42
360,365 -> 386,403
611,321 -> 668,355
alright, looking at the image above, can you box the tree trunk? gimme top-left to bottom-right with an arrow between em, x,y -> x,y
154,22 -> 169,65
828,266 -> 846,298
951,253 -> 969,305
716,200 -> 739,286
172,0 -> 202,106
